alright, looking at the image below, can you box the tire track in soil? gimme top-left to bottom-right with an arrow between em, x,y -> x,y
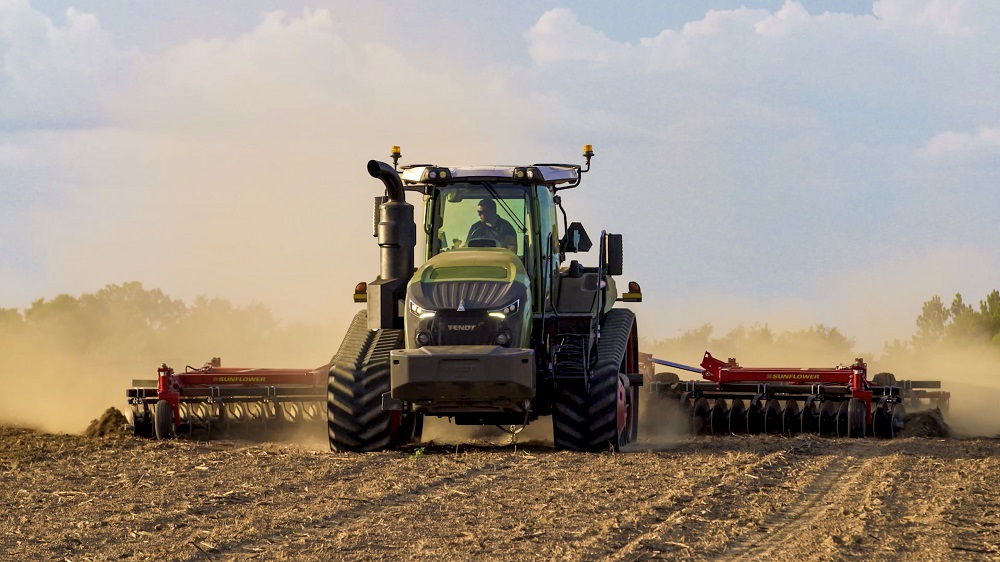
720,443 -> 898,562
231,445 -> 777,560
595,447 -> 793,562
225,448 -> 531,555
869,443 -> 998,560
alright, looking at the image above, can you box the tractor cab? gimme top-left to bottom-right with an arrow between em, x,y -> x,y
402,164 -> 577,324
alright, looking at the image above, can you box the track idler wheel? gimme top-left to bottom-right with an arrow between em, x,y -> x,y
764,399 -> 783,434
782,400 -> 801,435
728,398 -> 747,434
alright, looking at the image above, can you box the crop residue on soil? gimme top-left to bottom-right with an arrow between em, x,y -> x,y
2,423 -> 998,561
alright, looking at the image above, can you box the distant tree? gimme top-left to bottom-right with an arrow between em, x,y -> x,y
979,290 -> 1000,343
910,290 -> 1000,350
914,295 -> 949,348
777,324 -> 855,357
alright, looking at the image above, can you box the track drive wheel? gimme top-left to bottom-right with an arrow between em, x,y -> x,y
154,400 -> 174,440
553,309 -> 637,451
328,311 -> 414,452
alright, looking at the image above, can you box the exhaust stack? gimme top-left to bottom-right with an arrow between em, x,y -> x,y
366,160 -> 415,330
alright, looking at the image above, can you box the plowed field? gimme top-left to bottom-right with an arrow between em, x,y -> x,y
2,416 -> 998,561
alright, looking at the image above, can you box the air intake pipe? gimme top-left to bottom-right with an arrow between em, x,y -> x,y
366,160 -> 415,330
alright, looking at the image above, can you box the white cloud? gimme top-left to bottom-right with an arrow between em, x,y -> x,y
525,8 -> 632,66
0,1 -> 132,128
872,0 -> 1000,36
921,127 -> 1000,159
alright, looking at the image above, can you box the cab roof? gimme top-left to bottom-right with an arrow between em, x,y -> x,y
399,164 -> 580,187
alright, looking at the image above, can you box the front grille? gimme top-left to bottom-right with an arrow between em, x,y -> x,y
431,311 -> 494,345
424,281 -> 510,309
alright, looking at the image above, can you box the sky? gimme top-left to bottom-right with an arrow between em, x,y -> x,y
2,0 -> 999,354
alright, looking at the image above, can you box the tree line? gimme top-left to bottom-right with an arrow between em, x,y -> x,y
0,282 -> 336,370
643,290 -> 1000,368
2,282 -> 997,369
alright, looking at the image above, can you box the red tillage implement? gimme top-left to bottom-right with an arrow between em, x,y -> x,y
646,351 -> 949,438
127,358 -> 327,439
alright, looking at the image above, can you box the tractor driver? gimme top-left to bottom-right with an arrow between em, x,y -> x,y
467,198 -> 517,252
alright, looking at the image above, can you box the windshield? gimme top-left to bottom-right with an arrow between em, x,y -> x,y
424,183 -> 532,265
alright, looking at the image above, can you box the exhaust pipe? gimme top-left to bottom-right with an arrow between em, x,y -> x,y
368,160 -> 405,202
366,160 -> 415,330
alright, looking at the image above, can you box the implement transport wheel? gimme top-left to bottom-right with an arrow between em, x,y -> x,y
154,400 -> 174,440
710,398 -> 729,435
847,398 -> 866,438
764,399 -> 783,434
553,309 -> 637,451
728,398 -> 747,434
328,311 -> 414,452
782,400 -> 801,435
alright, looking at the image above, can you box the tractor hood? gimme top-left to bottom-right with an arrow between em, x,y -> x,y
407,248 -> 530,311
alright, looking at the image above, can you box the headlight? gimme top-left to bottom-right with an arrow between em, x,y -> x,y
488,299 -> 519,319
496,331 -> 511,346
408,300 -> 436,319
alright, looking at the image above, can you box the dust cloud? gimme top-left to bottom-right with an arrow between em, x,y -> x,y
875,342 -> 1000,438
0,303 -> 347,435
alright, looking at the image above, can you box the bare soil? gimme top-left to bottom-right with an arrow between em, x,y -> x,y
3,408 -> 999,562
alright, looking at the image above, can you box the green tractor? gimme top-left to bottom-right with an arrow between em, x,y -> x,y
328,146 -> 644,452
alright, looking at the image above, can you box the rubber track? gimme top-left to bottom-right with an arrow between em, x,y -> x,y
552,308 -> 635,451
327,311 -> 404,452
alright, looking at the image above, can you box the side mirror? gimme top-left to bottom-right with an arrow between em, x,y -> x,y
604,233 -> 623,276
560,222 -> 592,253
